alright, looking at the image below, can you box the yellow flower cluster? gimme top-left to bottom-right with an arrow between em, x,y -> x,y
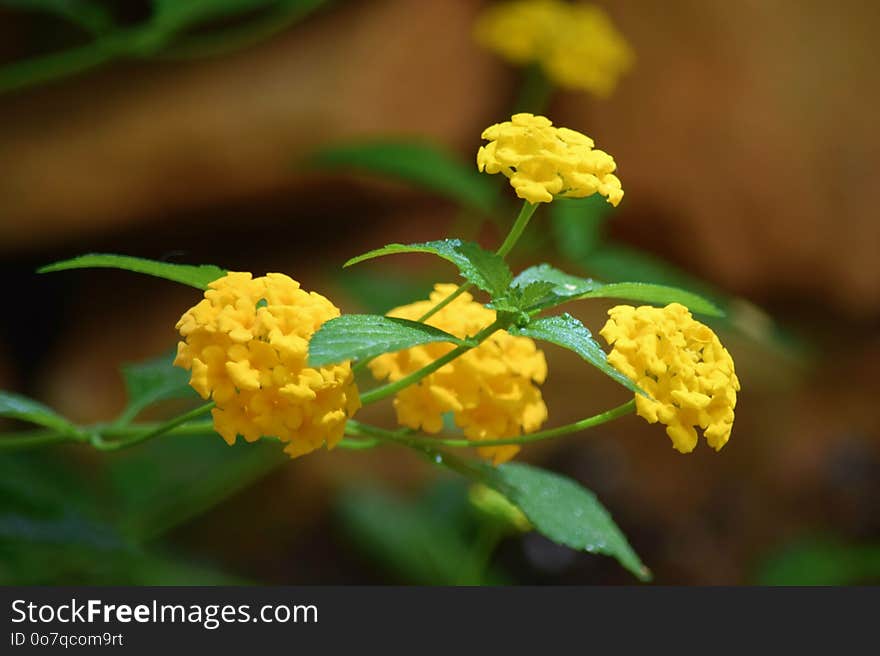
600,303 -> 740,453
473,0 -> 634,97
478,113 -> 623,205
174,272 -> 360,459
368,284 -> 548,464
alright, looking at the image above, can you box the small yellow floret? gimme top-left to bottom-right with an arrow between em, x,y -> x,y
599,303 -> 740,453
477,113 -> 623,205
473,0 -> 634,97
368,284 -> 548,464
174,272 -> 360,459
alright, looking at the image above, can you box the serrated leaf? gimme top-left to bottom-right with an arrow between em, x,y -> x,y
310,141 -> 498,213
482,462 -> 650,581
39,253 -> 226,290
488,281 -> 557,314
511,314 -> 644,395
345,239 -> 512,296
119,350 -> 197,422
513,263 -> 601,301
513,263 -> 723,316
308,315 -> 464,368
0,391 -> 77,435
517,281 -> 558,308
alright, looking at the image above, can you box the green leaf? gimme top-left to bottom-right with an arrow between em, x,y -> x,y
310,141 -> 498,213
513,263 -> 600,302
119,351 -> 197,423
482,462 -> 650,581
511,314 -> 644,395
578,282 -> 723,317
345,239 -> 512,296
488,281 -> 557,316
550,196 -> 611,261
0,391 -> 77,435
309,315 -> 464,368
584,244 -> 725,305
513,263 -> 723,316
39,253 -> 226,290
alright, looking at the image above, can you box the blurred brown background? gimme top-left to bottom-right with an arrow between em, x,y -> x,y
1,0 -> 879,584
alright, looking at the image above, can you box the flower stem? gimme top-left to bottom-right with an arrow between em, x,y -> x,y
336,437 -> 380,450
416,282 -> 473,323
356,202 -> 536,401
415,200 -> 537,325
359,318 -> 508,406
0,429 -> 76,452
423,399 -> 635,447
90,402 -> 215,451
513,64 -> 555,114
348,399 -> 634,450
344,420 -> 483,479
496,200 -> 538,257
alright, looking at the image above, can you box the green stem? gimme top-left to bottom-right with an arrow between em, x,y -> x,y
355,203 -> 537,397
0,429 -> 75,452
348,400 -> 634,450
99,419 -> 213,439
155,4 -> 321,60
495,201 -> 538,257
336,437 -> 380,450
345,419 -> 482,479
416,282 -> 473,323
0,38 -> 120,94
91,402 -> 215,451
425,399 -> 635,447
513,64 -> 555,114
359,318 -> 508,406
415,201 -> 538,326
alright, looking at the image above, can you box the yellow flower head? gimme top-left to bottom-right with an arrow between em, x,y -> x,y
600,303 -> 740,454
477,113 -> 623,205
368,284 -> 548,464
174,272 -> 360,459
474,0 -> 634,97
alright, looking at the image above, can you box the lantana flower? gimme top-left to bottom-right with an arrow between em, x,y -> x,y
368,284 -> 548,464
474,0 -> 634,98
174,272 -> 360,458
477,113 -> 623,205
600,303 -> 740,453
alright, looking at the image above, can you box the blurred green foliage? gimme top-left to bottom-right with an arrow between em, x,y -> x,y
0,443 -> 278,584
0,0 -> 332,93
336,479 -> 511,585
0,346 -> 284,584
310,141 -> 500,215
754,537 -> 880,586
